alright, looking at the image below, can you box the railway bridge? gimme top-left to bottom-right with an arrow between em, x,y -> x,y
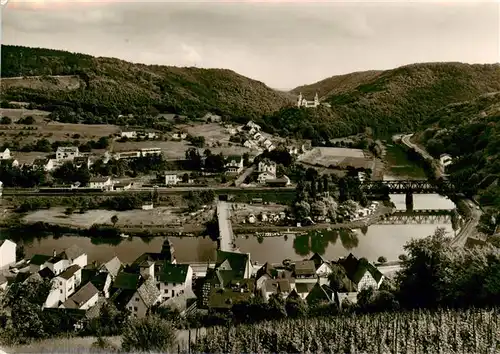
361,179 -> 456,207
375,209 -> 456,225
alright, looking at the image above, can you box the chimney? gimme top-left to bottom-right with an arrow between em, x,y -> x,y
53,249 -> 56,257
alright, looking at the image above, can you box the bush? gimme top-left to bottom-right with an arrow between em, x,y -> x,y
121,316 -> 177,353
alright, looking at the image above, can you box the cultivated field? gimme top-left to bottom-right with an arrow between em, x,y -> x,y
1,75 -> 81,91
23,206 -> 215,229
0,108 -> 50,120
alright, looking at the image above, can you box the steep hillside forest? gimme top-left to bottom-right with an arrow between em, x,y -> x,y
261,63 -> 500,140
0,45 -> 294,121
416,92 -> 500,227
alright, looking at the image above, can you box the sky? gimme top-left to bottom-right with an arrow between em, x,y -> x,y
2,0 -> 499,89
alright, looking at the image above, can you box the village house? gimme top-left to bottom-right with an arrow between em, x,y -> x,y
61,282 -> 99,310
265,176 -> 291,187
99,256 -> 122,279
310,253 -> 334,284
165,173 -> 179,185
258,171 -> 276,184
73,156 -> 91,169
111,272 -> 161,318
121,130 -> 137,139
29,254 -> 52,273
203,113 -> 222,123
202,250 -> 253,308
32,158 -> 55,172
114,182 -> 132,191
172,132 -> 188,140
293,260 -> 318,283
157,263 -> 194,303
56,146 -> 80,161
225,155 -> 244,174
335,253 -> 384,297
40,245 -> 88,276
305,282 -> 338,307
45,264 -> 82,308
140,147 -> 162,156
0,274 -> 8,291
0,148 -> 11,160
0,239 -> 16,269
115,151 -> 140,160
246,121 -> 261,132
89,176 -> 113,190
258,160 -> 277,175
440,153 -> 452,169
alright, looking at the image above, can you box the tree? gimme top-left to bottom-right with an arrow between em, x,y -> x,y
1,116 -> 12,124
377,256 -> 387,264
121,316 -> 177,353
111,215 -> 119,226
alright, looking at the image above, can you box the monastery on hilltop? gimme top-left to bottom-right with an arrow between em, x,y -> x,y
297,92 -> 320,108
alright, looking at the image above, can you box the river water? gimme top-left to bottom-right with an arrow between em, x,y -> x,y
6,143 -> 458,265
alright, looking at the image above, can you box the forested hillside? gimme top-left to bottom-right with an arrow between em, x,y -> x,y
416,92 -> 500,230
0,45 -> 294,121
271,62 -> 500,140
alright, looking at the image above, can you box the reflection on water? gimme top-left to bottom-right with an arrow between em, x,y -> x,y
13,192 -> 457,265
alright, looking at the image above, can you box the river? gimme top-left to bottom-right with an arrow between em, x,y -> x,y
4,141 -> 458,265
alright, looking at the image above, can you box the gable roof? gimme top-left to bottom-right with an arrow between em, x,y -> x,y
306,283 -> 336,306
59,245 -> 85,262
264,278 -> 292,294
309,253 -> 327,270
91,272 -> 111,292
89,176 -> 111,183
215,250 -> 249,279
38,267 -> 55,280
30,254 -> 52,266
256,262 -> 278,280
63,282 -> 99,309
136,280 -> 160,308
158,263 -> 190,284
112,272 -> 141,290
46,256 -> 64,265
56,146 -> 79,153
294,260 -> 317,277
338,253 -> 383,285
295,282 -> 316,295
0,239 -> 16,249
100,256 -> 122,278
58,265 -> 81,280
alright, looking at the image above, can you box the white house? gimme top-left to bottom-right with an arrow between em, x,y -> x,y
157,263 -> 193,303
99,256 -> 122,280
258,171 -> 276,184
297,92 -> 319,108
172,132 -> 188,140
225,156 -> 244,174
440,154 -> 453,168
0,239 -> 16,269
89,176 -> 113,190
140,147 -> 162,156
56,146 -> 80,161
125,279 -> 161,318
337,253 -> 384,293
61,282 -> 99,310
45,264 -> 82,308
59,245 -> 88,270
258,160 -> 277,174
0,148 -> 11,160
165,173 -> 179,185
246,121 -> 261,131
121,130 -> 137,139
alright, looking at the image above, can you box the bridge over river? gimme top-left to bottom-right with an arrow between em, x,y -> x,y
375,209 -> 455,225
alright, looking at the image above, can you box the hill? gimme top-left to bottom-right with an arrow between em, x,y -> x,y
0,45 -> 294,121
415,92 -> 500,213
270,62 -> 500,140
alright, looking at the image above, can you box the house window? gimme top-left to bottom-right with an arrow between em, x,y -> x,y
172,290 -> 175,297
173,282 -> 176,286
133,307 -> 138,311
164,289 -> 168,293
135,297 -> 139,302
60,289 -> 63,294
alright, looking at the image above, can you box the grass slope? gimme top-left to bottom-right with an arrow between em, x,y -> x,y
276,62 -> 500,139
1,45 -> 294,119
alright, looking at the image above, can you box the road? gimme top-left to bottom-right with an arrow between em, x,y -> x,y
217,201 -> 236,252
450,201 -> 483,247
401,134 -> 482,246
401,133 -> 444,178
234,166 -> 255,187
